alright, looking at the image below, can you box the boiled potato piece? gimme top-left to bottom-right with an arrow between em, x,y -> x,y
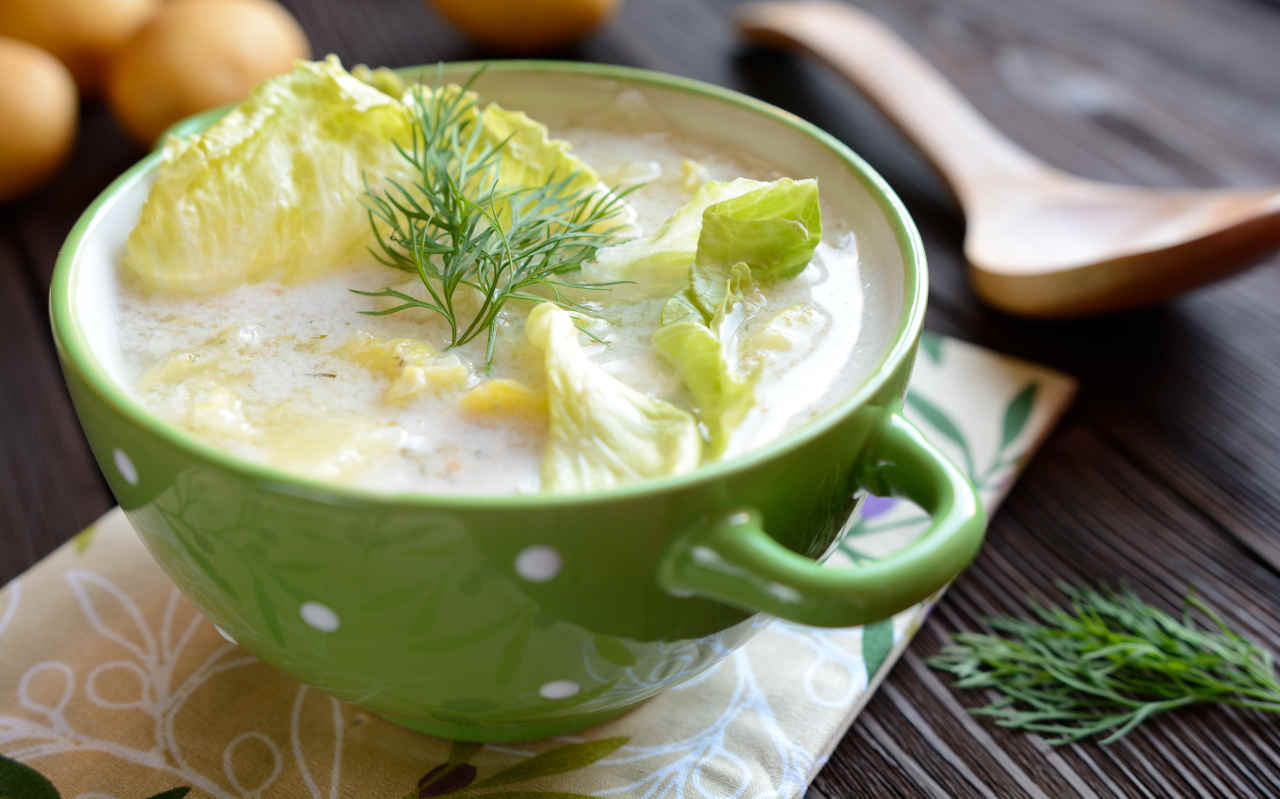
428,0 -> 620,53
339,331 -> 471,404
0,38 -> 77,202
460,379 -> 548,423
259,404 -> 400,482
0,0 -> 156,91
107,0 -> 309,144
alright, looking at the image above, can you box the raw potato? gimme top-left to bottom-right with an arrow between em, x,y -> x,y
429,0 -> 621,53
0,38 -> 78,203
107,0 -> 309,145
0,0 -> 157,91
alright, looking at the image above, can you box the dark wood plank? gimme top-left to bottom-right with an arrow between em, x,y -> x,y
0,98 -> 143,575
0,215 -> 109,577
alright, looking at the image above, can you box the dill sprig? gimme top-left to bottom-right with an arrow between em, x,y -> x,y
355,68 -> 633,365
928,584 -> 1280,744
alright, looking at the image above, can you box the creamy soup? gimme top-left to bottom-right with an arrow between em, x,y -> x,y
104,61 -> 899,495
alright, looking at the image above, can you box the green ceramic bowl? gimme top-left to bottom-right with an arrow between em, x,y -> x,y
50,62 -> 985,742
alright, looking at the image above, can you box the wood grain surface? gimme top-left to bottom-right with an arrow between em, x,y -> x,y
3,0 -> 1279,795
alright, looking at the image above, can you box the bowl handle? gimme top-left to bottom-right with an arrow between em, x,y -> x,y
657,412 -> 986,627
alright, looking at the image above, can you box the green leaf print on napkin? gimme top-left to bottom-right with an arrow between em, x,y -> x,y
905,391 -> 975,477
1000,382 -> 1038,451
978,381 -> 1040,487
860,618 -> 895,680
0,754 -> 190,799
71,524 -> 98,555
0,753 -> 59,799
918,330 -> 944,365
407,737 -> 628,797
472,738 -> 628,790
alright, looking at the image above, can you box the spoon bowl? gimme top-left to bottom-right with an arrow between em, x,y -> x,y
737,1 -> 1280,316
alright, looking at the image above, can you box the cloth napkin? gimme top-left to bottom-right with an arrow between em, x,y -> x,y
0,333 -> 1075,799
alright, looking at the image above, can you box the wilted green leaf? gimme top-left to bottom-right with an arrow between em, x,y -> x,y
471,737 -> 629,790
999,382 -> 1039,452
530,304 -> 701,492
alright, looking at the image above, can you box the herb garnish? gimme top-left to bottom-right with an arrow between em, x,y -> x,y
928,585 -> 1280,744
355,69 -> 634,365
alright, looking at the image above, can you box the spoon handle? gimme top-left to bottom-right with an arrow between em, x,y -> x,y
736,1 -> 1051,207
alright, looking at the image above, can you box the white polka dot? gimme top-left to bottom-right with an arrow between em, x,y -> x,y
690,545 -> 719,565
539,680 -> 580,700
113,449 -> 138,485
214,624 -> 237,644
300,601 -> 340,632
728,511 -> 752,526
515,546 -> 562,582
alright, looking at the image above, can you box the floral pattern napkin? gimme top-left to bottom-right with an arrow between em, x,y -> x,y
0,333 -> 1075,799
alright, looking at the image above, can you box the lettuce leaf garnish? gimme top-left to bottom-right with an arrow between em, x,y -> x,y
583,177 -> 769,294
124,57 -> 632,295
527,303 -> 702,492
124,56 -> 416,293
690,177 -> 821,317
653,264 -> 757,455
654,177 -> 822,455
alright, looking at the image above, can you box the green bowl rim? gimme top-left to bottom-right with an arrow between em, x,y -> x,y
49,59 -> 928,509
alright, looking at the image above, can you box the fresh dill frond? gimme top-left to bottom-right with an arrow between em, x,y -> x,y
356,67 -> 635,365
928,584 -> 1280,744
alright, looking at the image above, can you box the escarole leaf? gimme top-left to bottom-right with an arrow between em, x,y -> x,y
655,178 -> 822,455
690,177 -> 821,317
413,83 -> 628,225
350,63 -> 407,97
125,56 -> 417,293
583,177 -> 770,294
478,104 -> 620,214
527,303 -> 701,492
653,267 -> 756,456
125,57 -> 633,297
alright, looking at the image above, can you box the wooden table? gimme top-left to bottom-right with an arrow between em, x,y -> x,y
4,0 -> 1279,795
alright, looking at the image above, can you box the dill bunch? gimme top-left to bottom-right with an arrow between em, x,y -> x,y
928,584 -> 1280,744
355,69 -> 633,365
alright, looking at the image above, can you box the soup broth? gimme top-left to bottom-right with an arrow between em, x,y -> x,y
106,79 -> 901,495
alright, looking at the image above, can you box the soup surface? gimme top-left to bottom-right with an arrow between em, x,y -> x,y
107,63 -> 898,494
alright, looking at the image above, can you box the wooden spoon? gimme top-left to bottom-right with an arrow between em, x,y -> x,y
736,1 -> 1280,316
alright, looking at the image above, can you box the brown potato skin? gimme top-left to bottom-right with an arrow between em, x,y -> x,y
0,38 -> 78,203
107,0 -> 310,145
0,0 -> 158,92
429,0 -> 621,53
